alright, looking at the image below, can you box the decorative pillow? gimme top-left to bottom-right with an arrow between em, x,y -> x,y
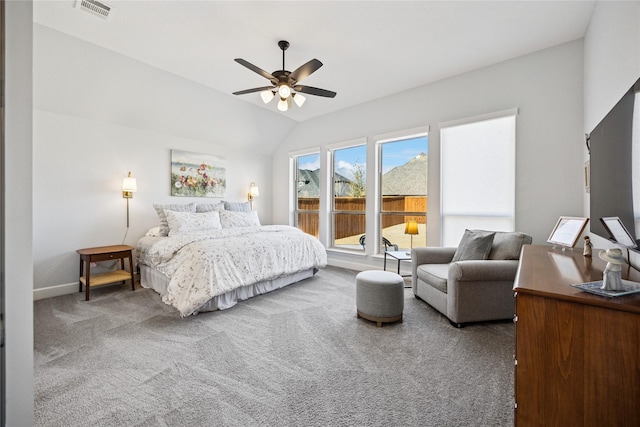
145,226 -> 162,237
488,231 -> 529,260
153,202 -> 197,236
196,202 -> 225,213
223,201 -> 252,212
451,229 -> 496,262
220,210 -> 261,228
164,210 -> 222,236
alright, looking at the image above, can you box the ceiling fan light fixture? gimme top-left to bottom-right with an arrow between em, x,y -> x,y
277,97 -> 289,112
233,40 -> 336,112
293,93 -> 306,107
278,84 -> 291,99
260,90 -> 275,104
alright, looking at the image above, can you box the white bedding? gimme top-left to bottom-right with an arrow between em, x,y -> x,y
138,225 -> 327,316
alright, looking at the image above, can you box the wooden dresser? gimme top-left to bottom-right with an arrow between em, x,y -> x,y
513,245 -> 640,426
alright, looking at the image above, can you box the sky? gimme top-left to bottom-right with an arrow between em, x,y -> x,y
298,136 -> 428,180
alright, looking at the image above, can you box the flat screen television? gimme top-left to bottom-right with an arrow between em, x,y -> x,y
589,77 -> 640,250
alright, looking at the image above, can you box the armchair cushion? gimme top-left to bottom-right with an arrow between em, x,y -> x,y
488,231 -> 532,260
417,264 -> 449,293
451,229 -> 496,262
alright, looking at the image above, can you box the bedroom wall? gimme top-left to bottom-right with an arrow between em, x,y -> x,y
32,25 -> 293,294
583,1 -> 640,251
272,40 -> 585,271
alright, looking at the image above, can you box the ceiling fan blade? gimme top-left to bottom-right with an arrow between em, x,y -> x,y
233,86 -> 274,96
294,85 -> 337,98
289,59 -> 323,83
234,58 -> 276,82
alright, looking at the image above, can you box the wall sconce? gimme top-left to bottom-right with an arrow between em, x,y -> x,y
248,182 -> 259,209
122,171 -> 137,227
405,219 -> 419,255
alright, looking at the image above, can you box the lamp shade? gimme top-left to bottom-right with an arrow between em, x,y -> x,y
277,97 -> 289,112
122,172 -> 137,193
250,182 -> 259,197
278,84 -> 291,99
293,93 -> 306,107
260,90 -> 275,104
405,220 -> 419,235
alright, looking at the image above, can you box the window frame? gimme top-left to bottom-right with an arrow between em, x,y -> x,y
327,138 -> 368,252
375,127 -> 429,254
290,149 -> 321,239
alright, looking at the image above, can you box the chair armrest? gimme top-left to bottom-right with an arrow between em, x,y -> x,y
411,247 -> 456,266
448,260 -> 520,282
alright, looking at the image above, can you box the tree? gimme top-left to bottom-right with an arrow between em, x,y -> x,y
349,162 -> 366,197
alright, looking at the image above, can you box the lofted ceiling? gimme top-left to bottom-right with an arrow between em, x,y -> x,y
34,1 -> 596,123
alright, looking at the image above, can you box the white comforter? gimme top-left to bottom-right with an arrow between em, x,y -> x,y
147,225 -> 327,316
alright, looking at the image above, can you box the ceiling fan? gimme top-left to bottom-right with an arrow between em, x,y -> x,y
233,40 -> 336,112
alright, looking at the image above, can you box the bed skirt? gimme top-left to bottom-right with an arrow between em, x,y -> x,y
139,264 -> 317,313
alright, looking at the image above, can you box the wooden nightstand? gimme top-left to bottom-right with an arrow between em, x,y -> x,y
77,244 -> 135,301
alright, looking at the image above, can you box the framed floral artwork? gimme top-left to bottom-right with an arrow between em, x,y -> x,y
170,149 -> 226,197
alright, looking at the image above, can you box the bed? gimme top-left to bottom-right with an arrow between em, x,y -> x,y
136,202 -> 327,316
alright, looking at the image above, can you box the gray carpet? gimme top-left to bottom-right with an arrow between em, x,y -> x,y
34,266 -> 514,427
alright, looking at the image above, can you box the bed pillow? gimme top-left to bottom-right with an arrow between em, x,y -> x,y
222,201 -> 252,212
153,202 -> 197,236
196,202 -> 225,213
145,226 -> 162,237
220,210 -> 261,228
451,229 -> 496,262
164,210 -> 222,236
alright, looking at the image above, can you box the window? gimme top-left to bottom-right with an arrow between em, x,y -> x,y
331,143 -> 367,250
378,135 -> 428,253
293,152 -> 320,238
440,110 -> 517,247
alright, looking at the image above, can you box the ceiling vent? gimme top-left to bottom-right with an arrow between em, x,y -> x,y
75,0 -> 113,20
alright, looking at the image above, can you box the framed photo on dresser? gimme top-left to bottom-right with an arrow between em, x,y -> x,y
547,216 -> 589,248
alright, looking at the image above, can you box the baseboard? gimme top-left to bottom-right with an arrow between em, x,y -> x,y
326,258 -> 411,276
33,282 -> 78,301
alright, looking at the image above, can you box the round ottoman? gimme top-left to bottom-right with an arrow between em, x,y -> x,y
356,270 -> 404,327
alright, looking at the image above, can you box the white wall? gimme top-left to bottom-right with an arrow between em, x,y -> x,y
273,40 -> 585,271
5,1 -> 35,425
583,1 -> 640,252
32,25 -> 289,293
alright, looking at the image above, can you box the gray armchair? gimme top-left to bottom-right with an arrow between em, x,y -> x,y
411,230 -> 532,327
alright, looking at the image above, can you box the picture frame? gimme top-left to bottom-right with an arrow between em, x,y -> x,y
584,159 -> 590,193
600,216 -> 637,248
170,149 -> 226,197
547,216 -> 590,248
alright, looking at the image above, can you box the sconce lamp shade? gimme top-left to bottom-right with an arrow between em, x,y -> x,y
405,220 -> 419,235
122,172 -> 137,198
248,182 -> 259,209
250,182 -> 259,197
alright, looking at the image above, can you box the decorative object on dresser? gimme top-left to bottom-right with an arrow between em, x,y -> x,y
583,235 -> 593,256
137,202 -> 327,316
546,216 -> 589,248
77,245 -> 135,301
411,229 -> 532,327
514,245 -> 640,425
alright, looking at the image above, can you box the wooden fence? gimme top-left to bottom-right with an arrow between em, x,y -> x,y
297,196 -> 427,239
